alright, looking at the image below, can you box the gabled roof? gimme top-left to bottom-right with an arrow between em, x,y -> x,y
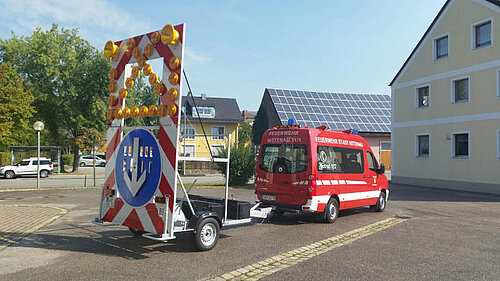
181,96 -> 243,123
389,0 -> 500,86
265,88 -> 391,133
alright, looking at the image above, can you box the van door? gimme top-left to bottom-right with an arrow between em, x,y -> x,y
258,144 -> 309,206
364,151 -> 381,205
334,148 -> 369,209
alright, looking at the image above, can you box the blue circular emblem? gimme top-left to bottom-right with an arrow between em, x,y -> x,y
115,129 -> 161,207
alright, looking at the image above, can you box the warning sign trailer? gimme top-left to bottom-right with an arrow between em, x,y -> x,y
93,23 -> 271,251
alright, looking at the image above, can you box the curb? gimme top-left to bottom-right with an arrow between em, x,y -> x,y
0,205 -> 69,252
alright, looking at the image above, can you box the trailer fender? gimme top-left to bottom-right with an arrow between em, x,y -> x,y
188,212 -> 223,231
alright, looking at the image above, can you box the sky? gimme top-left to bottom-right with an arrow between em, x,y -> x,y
0,0 -> 445,111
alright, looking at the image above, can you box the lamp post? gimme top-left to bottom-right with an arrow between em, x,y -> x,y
33,121 -> 44,189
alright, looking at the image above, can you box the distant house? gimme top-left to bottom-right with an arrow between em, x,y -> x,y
242,110 -> 256,125
180,95 -> 242,158
390,0 -> 500,194
253,88 -> 392,167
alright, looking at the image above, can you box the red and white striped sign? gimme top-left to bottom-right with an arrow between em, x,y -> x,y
99,24 -> 185,235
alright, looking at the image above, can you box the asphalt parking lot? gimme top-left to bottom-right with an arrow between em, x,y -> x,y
0,182 -> 499,281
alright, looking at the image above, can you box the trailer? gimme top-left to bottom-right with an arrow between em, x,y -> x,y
93,23 -> 271,251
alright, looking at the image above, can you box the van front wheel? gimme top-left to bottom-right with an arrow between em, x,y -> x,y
374,192 -> 386,212
323,197 -> 339,223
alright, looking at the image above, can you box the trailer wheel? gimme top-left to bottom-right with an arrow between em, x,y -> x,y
323,197 -> 339,223
194,218 -> 220,251
374,192 -> 386,212
128,227 -> 145,236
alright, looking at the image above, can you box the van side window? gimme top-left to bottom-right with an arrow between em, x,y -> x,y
317,146 -> 364,174
366,151 -> 378,172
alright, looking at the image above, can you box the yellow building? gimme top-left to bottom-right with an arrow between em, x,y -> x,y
179,95 -> 242,158
390,0 -> 500,194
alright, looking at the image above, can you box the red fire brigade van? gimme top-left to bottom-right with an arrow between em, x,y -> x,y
255,121 -> 388,223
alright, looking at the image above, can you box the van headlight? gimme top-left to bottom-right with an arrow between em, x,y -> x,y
0,168 -> 4,173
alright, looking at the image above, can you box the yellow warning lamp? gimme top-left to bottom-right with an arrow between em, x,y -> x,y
137,55 -> 147,68
143,64 -> 152,76
108,95 -> 117,106
125,77 -> 134,89
167,104 -> 177,117
104,41 -> 120,58
144,44 -> 154,57
148,105 -> 158,117
169,56 -> 179,70
131,106 -> 139,118
139,106 -> 149,117
119,88 -> 128,99
154,83 -> 164,95
108,81 -> 117,93
157,104 -> 168,117
168,72 -> 179,85
167,88 -> 178,100
115,108 -> 123,119
132,46 -> 142,59
151,31 -> 161,44
123,107 -> 131,119
109,68 -> 118,80
106,108 -> 114,119
127,38 -> 136,50
149,73 -> 159,85
131,66 -> 141,79
161,24 -> 179,45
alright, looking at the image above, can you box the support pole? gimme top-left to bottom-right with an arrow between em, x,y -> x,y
37,130 -> 40,189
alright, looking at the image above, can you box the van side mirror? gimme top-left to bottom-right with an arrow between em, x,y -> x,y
377,164 -> 385,174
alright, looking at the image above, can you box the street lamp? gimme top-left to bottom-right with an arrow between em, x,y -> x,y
33,121 -> 44,189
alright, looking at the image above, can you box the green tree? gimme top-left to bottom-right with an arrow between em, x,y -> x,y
215,144 -> 257,186
124,73 -> 158,127
238,122 -> 252,147
0,24 -> 110,171
0,63 -> 36,151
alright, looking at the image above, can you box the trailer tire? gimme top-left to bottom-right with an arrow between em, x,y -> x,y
374,191 -> 386,212
323,197 -> 339,223
194,217 -> 220,251
128,227 -> 145,236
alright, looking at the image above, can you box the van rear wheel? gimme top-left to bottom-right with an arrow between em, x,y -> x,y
323,197 -> 339,223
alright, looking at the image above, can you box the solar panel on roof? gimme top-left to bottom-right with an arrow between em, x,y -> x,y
267,89 -> 391,133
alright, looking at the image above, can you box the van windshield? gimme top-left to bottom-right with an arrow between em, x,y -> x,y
259,144 -> 307,174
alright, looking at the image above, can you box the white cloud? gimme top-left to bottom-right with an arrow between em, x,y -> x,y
0,0 -> 152,43
184,47 -> 212,64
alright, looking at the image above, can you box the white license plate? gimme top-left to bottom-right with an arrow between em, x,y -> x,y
262,194 -> 276,201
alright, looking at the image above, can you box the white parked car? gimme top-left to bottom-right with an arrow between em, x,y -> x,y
78,155 -> 106,167
0,157 -> 53,179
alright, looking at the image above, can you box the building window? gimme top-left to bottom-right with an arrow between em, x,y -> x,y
497,129 -> 500,159
416,134 -> 430,157
181,125 -> 195,140
497,69 -> 500,98
452,132 -> 469,158
180,144 -> 195,157
451,77 -> 469,103
380,141 -> 391,151
211,144 -> 225,157
416,86 -> 430,108
473,20 -> 492,49
212,126 -> 225,140
192,107 -> 215,118
434,35 -> 449,60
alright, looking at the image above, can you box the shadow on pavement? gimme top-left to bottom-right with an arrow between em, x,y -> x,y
6,224 -> 235,259
389,183 -> 500,202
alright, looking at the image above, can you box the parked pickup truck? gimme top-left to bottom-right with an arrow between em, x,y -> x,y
0,157 -> 53,179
